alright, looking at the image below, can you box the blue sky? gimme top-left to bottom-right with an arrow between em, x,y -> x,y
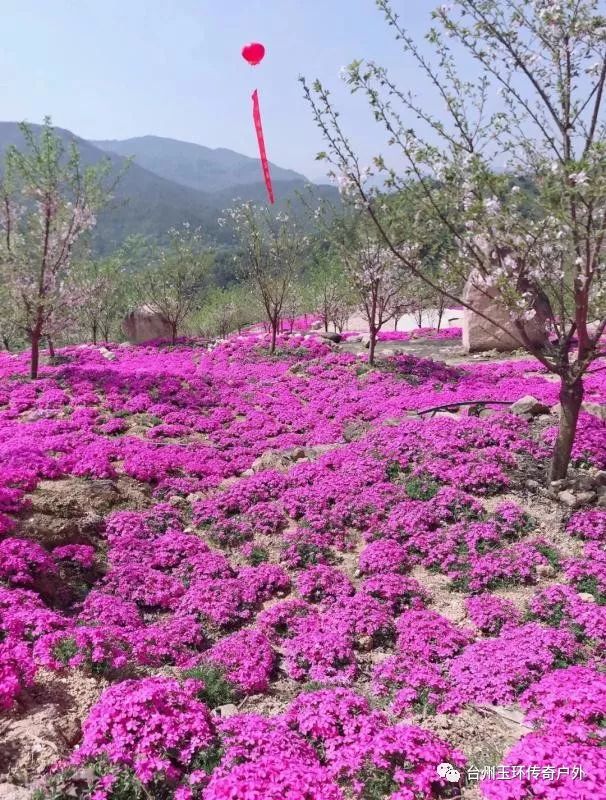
0,1 -> 440,181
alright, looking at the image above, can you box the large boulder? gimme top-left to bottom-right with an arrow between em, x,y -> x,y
462,270 -> 549,353
122,305 -> 173,344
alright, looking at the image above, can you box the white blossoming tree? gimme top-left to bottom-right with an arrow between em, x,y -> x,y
303,0 -> 606,480
225,202 -> 307,353
0,119 -> 116,377
343,223 -> 410,363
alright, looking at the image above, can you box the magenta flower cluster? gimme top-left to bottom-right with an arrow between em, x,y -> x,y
0,329 -> 603,799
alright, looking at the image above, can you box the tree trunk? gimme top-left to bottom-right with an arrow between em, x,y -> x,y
436,306 -> 444,331
270,319 -> 278,353
47,336 -> 55,359
171,322 -> 177,345
368,329 -> 377,365
30,332 -> 40,379
394,318 -> 399,331
92,321 -> 98,346
549,379 -> 584,482
2,336 -> 10,352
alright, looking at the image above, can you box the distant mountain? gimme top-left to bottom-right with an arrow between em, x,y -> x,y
92,135 -> 307,193
0,122 -> 338,256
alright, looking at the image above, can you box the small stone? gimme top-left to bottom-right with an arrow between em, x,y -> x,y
582,402 -> 606,421
0,784 -> 31,800
576,476 -> 596,492
369,650 -> 391,664
536,564 -> 556,579
558,490 -> 579,508
213,704 -> 238,718
526,479 -> 540,489
169,496 -> 188,509
98,346 -> 116,361
289,447 -> 307,461
576,491 -> 597,505
577,592 -> 596,603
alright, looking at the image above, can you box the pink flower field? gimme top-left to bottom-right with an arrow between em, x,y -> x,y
1,331 -> 605,800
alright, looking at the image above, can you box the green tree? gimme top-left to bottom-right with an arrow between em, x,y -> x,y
225,203 -> 307,353
307,250 -> 357,333
193,283 -> 259,338
138,224 -> 213,344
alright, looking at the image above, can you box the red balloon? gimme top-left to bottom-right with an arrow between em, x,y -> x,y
242,42 -> 265,66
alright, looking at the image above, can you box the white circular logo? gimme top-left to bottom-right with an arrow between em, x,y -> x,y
437,762 -> 461,783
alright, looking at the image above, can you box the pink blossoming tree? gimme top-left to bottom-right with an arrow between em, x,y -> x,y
0,118 -> 117,377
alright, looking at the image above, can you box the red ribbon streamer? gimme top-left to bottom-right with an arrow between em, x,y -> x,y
252,89 -> 274,205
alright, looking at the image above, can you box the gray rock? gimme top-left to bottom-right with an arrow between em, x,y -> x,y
558,490 -> 580,508
318,331 -> 342,343
510,395 -> 550,416
576,490 -> 597,505
558,489 -> 596,508
583,401 -> 606,421
98,346 -> 116,361
577,592 -> 596,603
